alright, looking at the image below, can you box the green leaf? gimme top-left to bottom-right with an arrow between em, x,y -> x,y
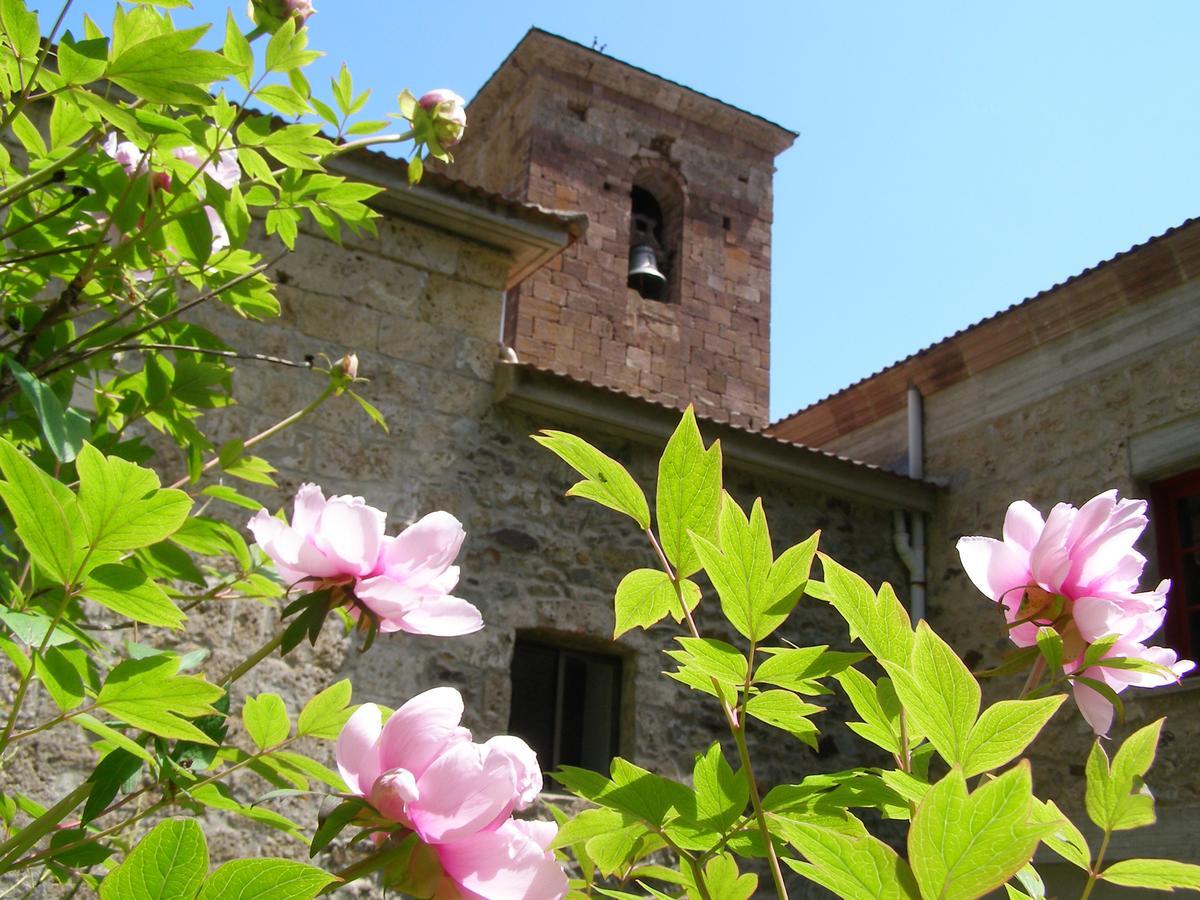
819,554 -> 914,665
883,621 -> 979,767
81,749 -> 143,826
1100,858 -> 1200,891
106,28 -> 243,104
97,656 -> 224,743
743,690 -> 823,746
296,679 -> 352,739
99,818 -> 208,900
533,430 -> 650,529
74,713 -> 155,765
35,645 -> 90,712
222,9 -> 252,89
0,0 -> 41,59
196,859 -> 337,899
1034,626 -> 1063,673
656,406 -> 722,577
669,637 -> 748,685
256,84 -> 310,117
692,743 -> 747,833
200,484 -> 262,511
243,693 -> 290,750
782,823 -> 921,900
57,31 -> 109,84
613,568 -> 700,637
308,797 -> 367,857
6,358 -> 91,463
703,854 -> 757,900
1086,718 -> 1164,832
0,437 -> 83,582
77,444 -> 192,555
82,564 -> 185,628
1030,798 -> 1090,869
961,695 -> 1066,777
908,763 -> 1050,900
754,645 -> 859,694
834,667 -> 904,754
0,608 -> 77,647
348,390 -> 389,433
689,495 -> 800,641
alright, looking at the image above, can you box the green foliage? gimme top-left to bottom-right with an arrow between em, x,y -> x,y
908,764 -> 1051,900
99,818 -> 209,900
534,408 -> 1196,900
613,568 -> 701,637
656,405 -> 722,578
532,429 -> 651,529
99,818 -> 335,899
1085,718 -> 1164,832
1099,858 -> 1200,891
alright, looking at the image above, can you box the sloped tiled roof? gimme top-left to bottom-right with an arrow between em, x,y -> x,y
768,217 -> 1200,447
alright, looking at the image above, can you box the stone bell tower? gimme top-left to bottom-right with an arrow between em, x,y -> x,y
449,29 -> 795,430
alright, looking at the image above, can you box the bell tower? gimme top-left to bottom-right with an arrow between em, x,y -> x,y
450,29 -> 795,430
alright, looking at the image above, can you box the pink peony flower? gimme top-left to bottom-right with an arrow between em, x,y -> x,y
419,89 -> 467,148
336,689 -> 564,899
247,484 -> 482,637
173,145 -> 241,191
102,133 -> 149,177
957,490 -> 1195,735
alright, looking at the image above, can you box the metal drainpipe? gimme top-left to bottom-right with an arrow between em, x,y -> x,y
894,383 -> 927,622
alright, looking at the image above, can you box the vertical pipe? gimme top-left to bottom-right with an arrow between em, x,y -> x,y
906,383 -> 927,623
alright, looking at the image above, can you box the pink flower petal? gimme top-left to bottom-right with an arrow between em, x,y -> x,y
1002,500 -> 1045,551
314,497 -> 385,576
355,576 -> 423,621
388,595 -> 484,637
378,687 -> 471,776
291,484 -> 327,536
1072,679 -> 1114,737
410,742 -> 518,843
436,820 -> 568,900
956,536 -> 1030,604
383,511 -> 465,582
336,703 -> 383,796
483,735 -> 542,809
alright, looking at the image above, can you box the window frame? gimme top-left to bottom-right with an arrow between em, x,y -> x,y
1150,466 -> 1200,663
507,636 -> 624,773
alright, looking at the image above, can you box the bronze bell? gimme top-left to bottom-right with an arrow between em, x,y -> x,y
627,243 -> 667,299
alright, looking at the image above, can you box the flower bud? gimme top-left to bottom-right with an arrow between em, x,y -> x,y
339,352 -> 359,380
248,0 -> 315,33
418,89 -> 467,148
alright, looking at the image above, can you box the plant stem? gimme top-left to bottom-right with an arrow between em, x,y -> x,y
0,137 -> 100,209
7,797 -> 168,872
0,588 -> 74,752
0,780 -> 93,868
1019,655 -> 1047,700
104,342 -> 312,369
1080,828 -> 1111,900
643,528 -> 789,900
221,632 -> 284,685
7,703 -> 96,743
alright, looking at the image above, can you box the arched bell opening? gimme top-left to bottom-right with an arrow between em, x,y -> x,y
626,169 -> 684,303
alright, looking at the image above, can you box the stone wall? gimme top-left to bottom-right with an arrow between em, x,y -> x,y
151,200 -> 906,894
808,275 -> 1200,884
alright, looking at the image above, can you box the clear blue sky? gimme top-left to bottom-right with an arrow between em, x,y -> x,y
70,2 -> 1200,421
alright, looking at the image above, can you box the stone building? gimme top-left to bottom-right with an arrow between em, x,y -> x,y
182,27 -> 940,891
769,218 -> 1200,895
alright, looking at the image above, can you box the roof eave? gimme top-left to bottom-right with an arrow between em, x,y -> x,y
495,362 -> 938,513
330,153 -> 585,290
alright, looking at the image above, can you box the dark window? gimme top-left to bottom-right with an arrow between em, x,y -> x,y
1151,467 -> 1200,666
508,639 -> 622,773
